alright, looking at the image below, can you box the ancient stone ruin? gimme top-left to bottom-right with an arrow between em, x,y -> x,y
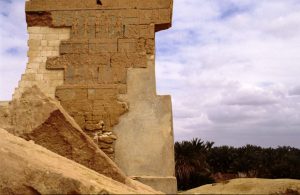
0,0 -> 176,193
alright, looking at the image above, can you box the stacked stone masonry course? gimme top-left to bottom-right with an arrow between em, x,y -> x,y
22,0 -> 173,160
12,0 -> 176,193
13,27 -> 70,99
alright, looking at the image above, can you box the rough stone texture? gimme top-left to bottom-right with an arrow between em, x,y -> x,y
26,11 -> 53,27
12,0 -> 176,192
5,86 -> 127,184
181,178 -> 300,194
0,128 -> 162,194
21,0 -> 173,160
13,26 -> 70,99
0,101 -> 11,130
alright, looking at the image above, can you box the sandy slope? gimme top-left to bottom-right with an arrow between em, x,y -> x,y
182,178 -> 300,194
0,128 -> 161,194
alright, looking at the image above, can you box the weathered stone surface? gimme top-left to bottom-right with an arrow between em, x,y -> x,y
17,0 -> 174,161
26,11 -> 52,27
5,86 -> 127,184
113,59 -> 177,194
12,0 -> 177,192
0,101 -> 11,131
13,26 -> 70,100
0,128 -> 161,194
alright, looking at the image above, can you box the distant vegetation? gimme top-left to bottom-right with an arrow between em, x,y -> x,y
175,138 -> 300,191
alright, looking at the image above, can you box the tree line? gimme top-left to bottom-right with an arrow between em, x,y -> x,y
175,138 -> 300,190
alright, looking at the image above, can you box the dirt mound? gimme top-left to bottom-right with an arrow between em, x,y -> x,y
181,178 -> 300,194
0,128 -> 160,194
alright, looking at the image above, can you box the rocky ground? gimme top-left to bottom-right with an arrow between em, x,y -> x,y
181,178 -> 300,195
0,128 -> 160,194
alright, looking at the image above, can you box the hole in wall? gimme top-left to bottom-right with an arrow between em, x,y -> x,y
96,0 -> 102,5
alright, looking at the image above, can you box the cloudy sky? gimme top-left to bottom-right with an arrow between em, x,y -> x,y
1,0 -> 300,147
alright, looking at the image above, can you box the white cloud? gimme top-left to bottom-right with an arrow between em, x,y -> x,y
221,85 -> 280,106
0,0 -> 300,147
0,0 -> 27,100
289,86 -> 300,96
156,0 -> 300,147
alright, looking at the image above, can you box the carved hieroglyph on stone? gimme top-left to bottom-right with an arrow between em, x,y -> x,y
14,0 -> 176,193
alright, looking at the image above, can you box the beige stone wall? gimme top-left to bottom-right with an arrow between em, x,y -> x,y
23,0 -> 173,159
13,27 -> 70,99
14,0 -> 177,193
113,56 -> 177,193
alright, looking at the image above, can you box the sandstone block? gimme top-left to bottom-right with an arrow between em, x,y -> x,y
60,41 -> 89,54
99,142 -> 112,149
98,135 -> 115,144
28,39 -> 41,47
17,0 -> 177,193
124,25 -> 140,38
48,40 -> 60,46
41,40 -> 47,46
29,33 -> 43,40
44,33 -> 59,40
125,24 -> 155,39
24,68 -> 37,74
98,65 -> 113,84
6,86 -> 127,183
27,50 -> 40,57
46,56 -> 65,69
158,9 -> 173,24
118,39 -> 137,52
89,39 -> 118,53
21,73 -> 36,81
27,26 -> 41,33
56,88 -> 88,101
102,147 -> 114,154
137,0 -> 173,9
59,33 -> 70,40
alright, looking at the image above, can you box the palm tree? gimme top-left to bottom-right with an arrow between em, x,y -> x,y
175,138 -> 214,190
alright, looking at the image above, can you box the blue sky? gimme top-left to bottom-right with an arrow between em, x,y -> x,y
1,0 -> 300,147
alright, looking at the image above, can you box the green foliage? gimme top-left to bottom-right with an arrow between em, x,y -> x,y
207,145 -> 237,173
175,138 -> 300,191
175,138 -> 215,190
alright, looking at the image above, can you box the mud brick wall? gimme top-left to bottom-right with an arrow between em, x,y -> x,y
19,0 -> 173,159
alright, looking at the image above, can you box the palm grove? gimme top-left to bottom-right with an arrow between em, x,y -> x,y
175,138 -> 300,190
